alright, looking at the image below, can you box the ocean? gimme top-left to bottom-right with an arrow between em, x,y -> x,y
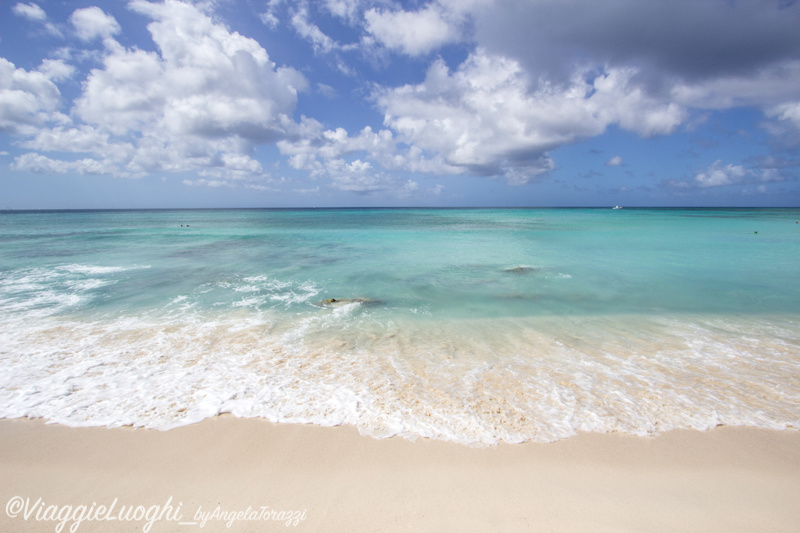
1,208 -> 799,445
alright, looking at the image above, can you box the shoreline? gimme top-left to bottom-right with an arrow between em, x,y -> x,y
4,309 -> 799,444
2,417 -> 799,532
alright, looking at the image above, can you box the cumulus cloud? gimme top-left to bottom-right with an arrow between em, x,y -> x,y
266,0 -> 473,60
23,125 -> 119,153
37,59 -> 74,82
280,44 -> 686,186
12,152 -> 117,175
694,161 -> 750,188
772,102 -> 800,127
323,0 -> 362,23
0,58 -> 71,135
266,0 -> 800,193
12,2 -> 46,21
276,118 -> 442,194
374,50 -> 682,184
767,100 -> 800,142
279,120 -> 394,165
13,0 -> 307,185
11,2 -> 62,37
364,4 -> 464,56
103,0 -> 307,140
468,0 -> 800,153
324,158 -> 383,192
664,159 -> 792,190
70,6 -> 121,42
277,116 -> 463,187
317,157 -> 407,194
606,155 -> 623,166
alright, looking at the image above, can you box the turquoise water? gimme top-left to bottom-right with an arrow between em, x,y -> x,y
1,208 -> 799,444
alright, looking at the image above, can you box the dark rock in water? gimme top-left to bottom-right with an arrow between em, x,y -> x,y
318,297 -> 384,307
504,266 -> 535,274
499,293 -> 539,301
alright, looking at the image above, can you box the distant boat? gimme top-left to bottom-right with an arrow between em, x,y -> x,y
612,205 -> 623,210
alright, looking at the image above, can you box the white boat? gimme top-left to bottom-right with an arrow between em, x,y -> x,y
612,205 -> 623,210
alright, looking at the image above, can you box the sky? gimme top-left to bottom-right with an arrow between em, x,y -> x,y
1,0 -> 800,208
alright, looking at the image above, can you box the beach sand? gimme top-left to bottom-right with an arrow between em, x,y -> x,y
1,417 -> 799,532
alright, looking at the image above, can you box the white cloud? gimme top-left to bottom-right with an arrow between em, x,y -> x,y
374,50 -> 683,184
284,2 -> 359,76
72,47 -> 165,135
23,125 -> 118,154
37,59 -> 74,82
694,161 -> 749,188
282,150 -> 411,194
0,58 -> 70,135
124,0 -> 306,138
276,119 -> 440,194
325,158 -> 385,192
277,48 -> 685,186
364,4 -> 463,56
316,83 -> 337,98
198,152 -> 267,181
12,152 -> 117,175
769,101 -> 800,129
589,69 -> 686,136
402,179 -> 420,194
262,0 -> 800,195
469,0 -> 800,153
12,2 -> 62,36
182,178 -> 232,188
70,7 -> 121,42
14,0 -> 308,183
279,120 -> 395,165
260,0 -> 285,28
260,11 -> 279,28
246,183 -> 280,192
6,0 -> 798,201
13,2 -> 46,21
277,117 -> 461,187
291,5 -> 338,54
679,159 -> 791,190
322,0 -> 362,23
292,185 -> 320,194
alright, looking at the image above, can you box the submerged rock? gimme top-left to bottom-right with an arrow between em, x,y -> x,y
503,266 -> 536,274
318,297 -> 384,307
499,293 -> 540,301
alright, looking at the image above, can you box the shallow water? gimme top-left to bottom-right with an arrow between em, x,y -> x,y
1,208 -> 799,444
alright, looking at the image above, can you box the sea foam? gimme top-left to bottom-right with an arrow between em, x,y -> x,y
1,303 -> 798,445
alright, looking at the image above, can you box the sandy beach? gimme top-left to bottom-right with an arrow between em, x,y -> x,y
1,417 -> 799,532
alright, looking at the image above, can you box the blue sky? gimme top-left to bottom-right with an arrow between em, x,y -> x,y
1,0 -> 799,208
